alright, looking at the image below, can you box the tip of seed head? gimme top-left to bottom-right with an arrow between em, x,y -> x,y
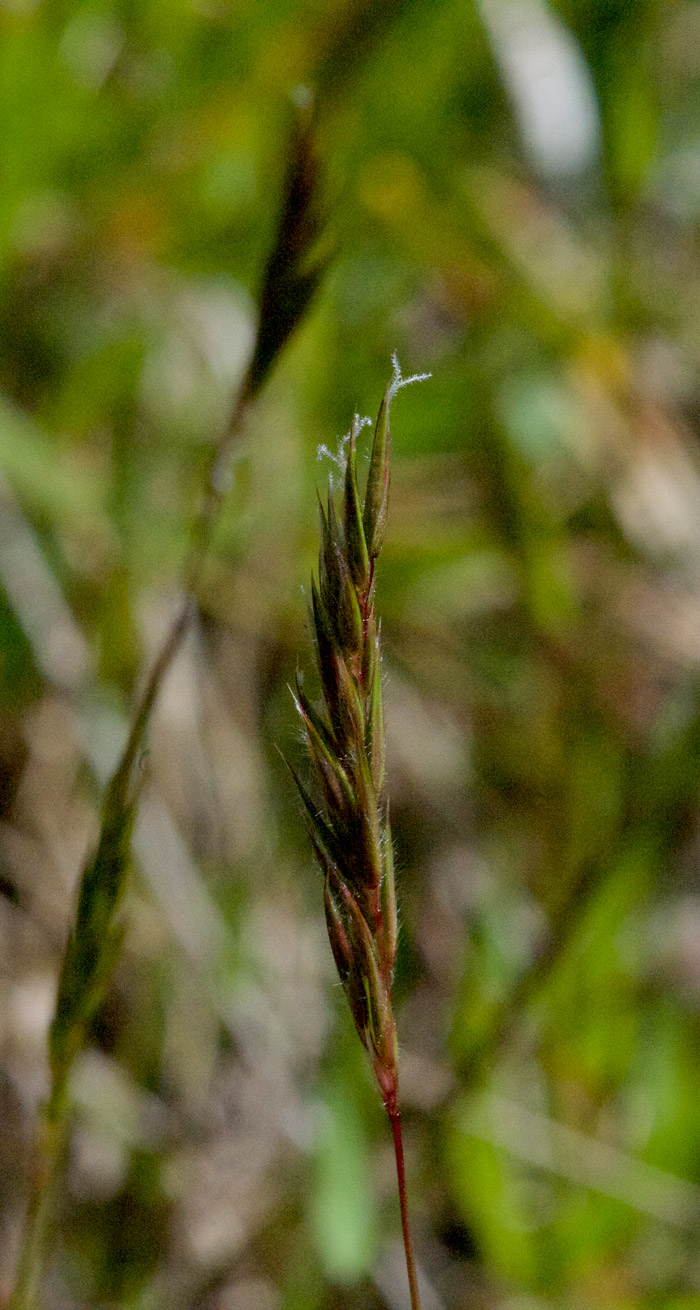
387,351 -> 431,406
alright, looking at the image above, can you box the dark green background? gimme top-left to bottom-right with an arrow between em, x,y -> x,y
2,1 -> 700,1307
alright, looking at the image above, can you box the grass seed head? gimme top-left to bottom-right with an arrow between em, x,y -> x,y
290,364 -> 428,1104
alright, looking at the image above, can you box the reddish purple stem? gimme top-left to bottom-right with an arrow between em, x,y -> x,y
388,1106 -> 422,1310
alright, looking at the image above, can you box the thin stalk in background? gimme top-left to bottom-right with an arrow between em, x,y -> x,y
289,356 -> 429,1310
9,104 -> 327,1310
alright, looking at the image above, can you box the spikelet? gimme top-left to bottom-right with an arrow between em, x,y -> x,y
290,358 -> 428,1110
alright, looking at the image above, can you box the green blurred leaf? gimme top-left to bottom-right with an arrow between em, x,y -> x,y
310,1079 -> 378,1284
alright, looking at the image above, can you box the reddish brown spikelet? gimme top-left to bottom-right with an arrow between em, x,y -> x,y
292,380 -> 399,1105
289,361 -> 429,1310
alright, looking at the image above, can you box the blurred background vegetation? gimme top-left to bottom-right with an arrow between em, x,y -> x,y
3,1 -> 700,1307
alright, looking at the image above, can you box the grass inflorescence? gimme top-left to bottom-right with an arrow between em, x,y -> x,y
290,358 -> 428,1309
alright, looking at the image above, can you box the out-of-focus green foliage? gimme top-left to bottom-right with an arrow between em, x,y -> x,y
3,1 -> 700,1307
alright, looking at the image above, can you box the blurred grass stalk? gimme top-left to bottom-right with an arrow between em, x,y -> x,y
290,360 -> 428,1310
9,105 -> 327,1310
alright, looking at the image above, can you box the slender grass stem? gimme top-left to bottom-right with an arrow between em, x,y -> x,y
8,1079 -> 68,1310
388,1107 -> 422,1310
8,109 -> 326,1310
6,385 -> 252,1310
